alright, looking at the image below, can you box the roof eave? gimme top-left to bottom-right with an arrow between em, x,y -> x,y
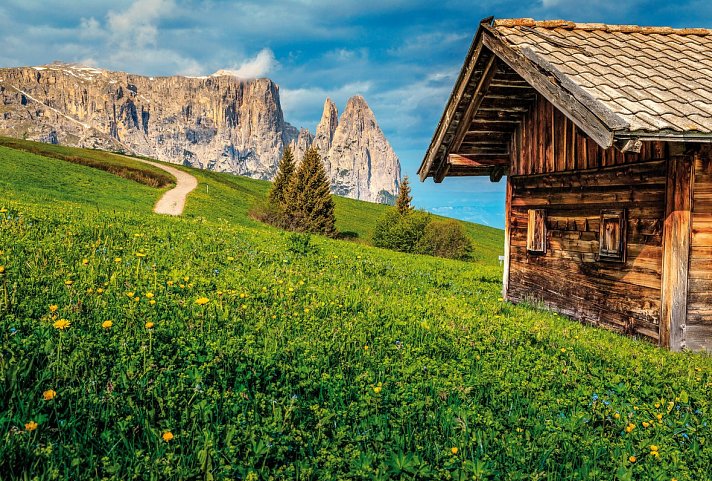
418,17 -> 493,182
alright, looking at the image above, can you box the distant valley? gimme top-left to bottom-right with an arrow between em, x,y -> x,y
0,63 -> 401,203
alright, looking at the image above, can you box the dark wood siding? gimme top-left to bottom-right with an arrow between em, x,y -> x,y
506,96 -> 668,341
511,93 -> 668,176
687,146 -> 712,351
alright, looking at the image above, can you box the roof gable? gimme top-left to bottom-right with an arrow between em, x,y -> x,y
419,18 -> 712,182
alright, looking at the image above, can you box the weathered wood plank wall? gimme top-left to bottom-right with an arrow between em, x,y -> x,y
687,145 -> 712,351
507,94 -> 668,342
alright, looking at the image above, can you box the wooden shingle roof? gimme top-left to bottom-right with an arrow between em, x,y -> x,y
419,18 -> 712,182
495,19 -> 712,135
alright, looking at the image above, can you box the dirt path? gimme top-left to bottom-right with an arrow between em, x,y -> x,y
134,158 -> 198,216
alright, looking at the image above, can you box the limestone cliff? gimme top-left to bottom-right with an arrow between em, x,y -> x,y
0,63 -> 400,202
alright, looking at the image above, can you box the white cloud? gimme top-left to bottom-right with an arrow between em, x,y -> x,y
218,49 -> 279,79
106,0 -> 174,49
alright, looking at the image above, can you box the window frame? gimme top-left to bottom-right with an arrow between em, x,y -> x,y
598,209 -> 627,262
526,208 -> 547,254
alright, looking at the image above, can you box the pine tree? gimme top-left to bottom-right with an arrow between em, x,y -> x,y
285,147 -> 336,236
395,175 -> 413,215
268,146 -> 296,210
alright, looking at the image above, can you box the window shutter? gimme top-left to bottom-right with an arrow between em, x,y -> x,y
599,209 -> 627,261
527,209 -> 546,254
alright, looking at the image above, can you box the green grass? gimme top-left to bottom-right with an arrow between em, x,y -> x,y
0,141 -> 711,480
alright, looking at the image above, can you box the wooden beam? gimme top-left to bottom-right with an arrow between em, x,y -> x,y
660,155 -> 693,351
481,29 -> 620,149
419,26 -> 488,181
449,54 -> 499,154
503,176 -> 512,299
448,153 -> 508,167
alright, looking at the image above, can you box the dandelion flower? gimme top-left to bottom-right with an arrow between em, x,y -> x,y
614,413 -> 621,420
656,413 -> 663,421
0,265 -> 5,274
227,256 -> 235,261
629,455 -> 636,463
195,297 -> 209,306
146,292 -> 154,299
49,305 -> 58,313
53,319 -> 71,330
25,421 -> 38,432
145,322 -> 155,329
642,421 -> 650,428
560,347 -> 567,353
373,385 -> 382,394
102,320 -> 113,329
97,288 -> 104,294
167,280 -> 174,286
114,257 -> 122,263
64,280 -> 73,286
43,389 -> 56,401
625,423 -> 635,433
135,252 -> 147,258
149,300 -> 156,306
364,345 -> 369,351
82,259 -> 89,265
451,447 -> 458,455
650,445 -> 659,452
162,431 -> 174,442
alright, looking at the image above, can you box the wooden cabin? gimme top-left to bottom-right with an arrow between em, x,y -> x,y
418,18 -> 712,351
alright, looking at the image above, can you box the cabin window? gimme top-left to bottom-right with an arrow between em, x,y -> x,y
527,209 -> 546,254
599,209 -> 626,261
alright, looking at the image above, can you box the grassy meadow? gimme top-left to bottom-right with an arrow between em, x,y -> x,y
0,141 -> 711,480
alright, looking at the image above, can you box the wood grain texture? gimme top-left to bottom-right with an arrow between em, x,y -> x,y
508,160 -> 667,342
660,156 -> 693,350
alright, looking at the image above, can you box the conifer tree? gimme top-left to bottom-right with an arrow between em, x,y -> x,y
396,175 -> 414,215
268,146 -> 296,210
285,147 -> 336,236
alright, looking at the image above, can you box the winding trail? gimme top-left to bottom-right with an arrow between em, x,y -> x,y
134,158 -> 198,216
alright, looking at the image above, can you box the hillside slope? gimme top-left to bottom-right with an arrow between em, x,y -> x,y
0,143 -> 710,480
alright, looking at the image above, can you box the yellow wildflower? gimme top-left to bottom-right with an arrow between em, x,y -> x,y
0,265 -> 4,274
43,389 -> 57,401
114,257 -> 122,263
135,252 -> 147,258
364,345 -> 369,351
133,297 -> 140,302
227,256 -> 235,261
642,421 -> 650,428
145,322 -> 155,329
25,421 -> 38,432
560,348 -> 567,353
629,456 -> 636,463
656,413 -> 663,421
102,320 -> 113,329
162,431 -> 174,442
53,319 -> 71,330
127,292 -> 134,298
654,402 -> 661,409
97,288 -> 104,294
49,305 -> 58,313
650,445 -> 659,452
451,447 -> 458,455
87,287 -> 94,294
145,292 -> 154,299
167,280 -> 174,286
149,300 -> 156,306
183,276 -> 190,282
64,280 -> 73,286
195,297 -> 209,306
82,259 -> 89,265
613,413 -> 620,420
373,385 -> 382,394
625,423 -> 635,433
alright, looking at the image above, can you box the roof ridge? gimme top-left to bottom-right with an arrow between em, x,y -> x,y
492,18 -> 712,36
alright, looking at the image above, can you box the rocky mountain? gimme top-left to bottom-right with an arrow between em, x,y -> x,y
0,63 -> 400,203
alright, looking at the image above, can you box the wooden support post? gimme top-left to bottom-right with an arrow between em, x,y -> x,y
502,176 -> 512,300
660,155 -> 693,351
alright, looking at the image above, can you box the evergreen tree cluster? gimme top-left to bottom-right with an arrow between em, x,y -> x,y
263,146 -> 337,237
373,176 -> 472,260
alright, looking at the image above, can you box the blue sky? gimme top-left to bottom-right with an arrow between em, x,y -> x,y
2,1 -> 712,228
